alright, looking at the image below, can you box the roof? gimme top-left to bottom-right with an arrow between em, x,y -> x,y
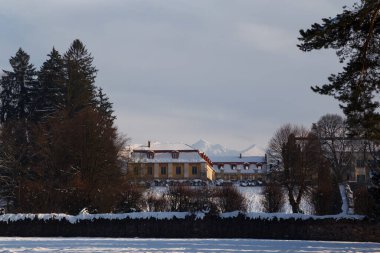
132,142 -> 196,152
210,156 -> 266,164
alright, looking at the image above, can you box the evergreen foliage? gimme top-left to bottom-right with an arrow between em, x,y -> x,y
298,0 -> 380,139
0,40 -> 125,213
36,48 -> 66,120
0,48 -> 39,123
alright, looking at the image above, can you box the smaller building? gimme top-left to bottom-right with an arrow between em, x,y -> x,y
211,154 -> 268,181
127,142 -> 215,181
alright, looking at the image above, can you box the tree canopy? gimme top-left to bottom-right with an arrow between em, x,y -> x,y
298,0 -> 380,139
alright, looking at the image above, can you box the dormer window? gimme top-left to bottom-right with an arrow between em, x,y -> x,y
231,164 -> 236,170
244,163 -> 249,170
172,151 -> 179,159
147,151 -> 154,159
218,164 -> 224,170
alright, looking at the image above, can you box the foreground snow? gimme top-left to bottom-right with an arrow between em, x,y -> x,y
0,238 -> 377,253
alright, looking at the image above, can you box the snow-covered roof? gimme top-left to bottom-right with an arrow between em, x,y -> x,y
210,156 -> 266,164
130,151 -> 205,163
132,142 -> 196,151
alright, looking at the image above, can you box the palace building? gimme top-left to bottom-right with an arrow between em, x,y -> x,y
126,142 -> 215,181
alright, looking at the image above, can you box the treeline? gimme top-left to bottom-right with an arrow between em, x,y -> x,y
0,40 -> 126,214
263,114 -> 379,218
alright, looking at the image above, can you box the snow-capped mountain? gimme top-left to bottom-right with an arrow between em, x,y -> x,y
191,139 -> 238,156
191,139 -> 265,157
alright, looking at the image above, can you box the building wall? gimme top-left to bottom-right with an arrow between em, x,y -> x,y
126,162 -> 213,181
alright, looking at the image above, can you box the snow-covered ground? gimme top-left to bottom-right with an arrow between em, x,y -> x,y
0,238 -> 377,253
238,186 -> 314,214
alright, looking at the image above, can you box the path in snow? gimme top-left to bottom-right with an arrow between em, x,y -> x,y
0,238 -> 378,253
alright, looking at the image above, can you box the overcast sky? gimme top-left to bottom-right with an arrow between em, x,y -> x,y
0,0 -> 356,150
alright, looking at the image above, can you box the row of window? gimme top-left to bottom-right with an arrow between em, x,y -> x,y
146,152 -> 179,159
133,166 -> 198,176
217,164 -> 260,170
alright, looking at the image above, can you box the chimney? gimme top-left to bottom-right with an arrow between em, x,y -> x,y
148,141 -> 151,148
239,153 -> 242,159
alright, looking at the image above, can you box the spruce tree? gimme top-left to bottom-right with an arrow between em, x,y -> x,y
64,39 -> 97,113
0,48 -> 39,122
36,48 -> 66,120
95,87 -> 116,128
298,1 -> 380,139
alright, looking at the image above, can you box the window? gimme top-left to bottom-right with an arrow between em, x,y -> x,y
147,152 -> 154,159
192,166 -> 198,175
172,151 -> 179,159
133,167 -> 138,175
218,164 -> 224,170
147,166 -> 153,175
244,164 -> 249,170
161,166 -> 167,175
231,164 -> 236,170
176,166 -> 181,175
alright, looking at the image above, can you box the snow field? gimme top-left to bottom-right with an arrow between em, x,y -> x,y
0,238 -> 378,253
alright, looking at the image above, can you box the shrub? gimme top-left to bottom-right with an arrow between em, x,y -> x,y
166,185 -> 193,211
213,185 -> 247,212
114,182 -> 145,212
145,191 -> 169,212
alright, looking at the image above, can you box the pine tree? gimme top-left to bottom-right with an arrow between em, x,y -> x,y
0,48 -> 39,122
64,39 -> 97,114
298,1 -> 380,139
95,87 -> 116,128
36,48 -> 66,120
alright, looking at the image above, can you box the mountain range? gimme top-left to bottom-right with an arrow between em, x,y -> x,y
191,139 -> 265,157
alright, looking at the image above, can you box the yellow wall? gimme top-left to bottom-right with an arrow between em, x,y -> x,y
206,164 -> 215,181
127,162 -> 217,181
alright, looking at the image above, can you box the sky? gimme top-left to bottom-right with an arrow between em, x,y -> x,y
0,0 -> 356,150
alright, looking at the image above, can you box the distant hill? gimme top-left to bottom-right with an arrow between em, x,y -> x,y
191,139 -> 265,157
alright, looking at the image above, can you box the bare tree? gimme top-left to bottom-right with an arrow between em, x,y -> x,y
312,114 -> 353,182
267,124 -> 308,170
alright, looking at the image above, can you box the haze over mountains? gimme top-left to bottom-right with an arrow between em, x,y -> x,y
191,139 -> 265,157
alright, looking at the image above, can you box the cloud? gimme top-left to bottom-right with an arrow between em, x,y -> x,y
0,0 -> 354,149
237,23 -> 296,53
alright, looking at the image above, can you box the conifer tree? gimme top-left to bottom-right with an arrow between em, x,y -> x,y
64,39 -> 97,114
36,48 -> 66,120
95,87 -> 116,128
298,1 -> 380,139
0,48 -> 39,122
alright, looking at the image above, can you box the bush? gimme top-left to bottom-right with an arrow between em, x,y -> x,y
145,191 -> 169,212
114,182 -> 145,212
166,185 -> 194,211
261,182 -> 284,213
213,185 -> 247,212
